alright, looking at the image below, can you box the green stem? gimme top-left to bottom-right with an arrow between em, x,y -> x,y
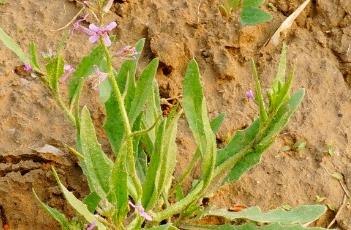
54,93 -> 76,126
102,43 -> 142,200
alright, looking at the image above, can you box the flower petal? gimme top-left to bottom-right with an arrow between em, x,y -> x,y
104,21 -> 117,31
102,34 -> 112,47
89,24 -> 101,33
89,34 -> 100,44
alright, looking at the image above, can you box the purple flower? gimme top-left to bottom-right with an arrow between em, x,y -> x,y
60,64 -> 75,83
129,201 -> 153,221
90,66 -> 108,91
23,64 -> 32,72
115,45 -> 139,60
246,90 -> 254,100
74,20 -> 117,47
86,221 -> 96,230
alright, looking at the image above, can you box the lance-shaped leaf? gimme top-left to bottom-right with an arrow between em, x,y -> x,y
223,88 -> 305,183
33,189 -> 71,230
52,168 -> 106,230
142,119 -> 165,209
0,26 -> 30,64
183,59 -> 216,187
259,88 -> 305,148
29,42 -> 40,70
205,205 -> 326,225
46,56 -> 64,93
110,143 -> 129,224
128,58 -> 159,126
68,44 -> 105,103
251,60 -> 268,124
183,223 -> 328,230
83,192 -> 101,213
103,39 -> 145,154
80,107 -> 113,198
142,109 -> 180,210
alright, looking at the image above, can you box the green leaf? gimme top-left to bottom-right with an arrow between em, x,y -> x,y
183,223 -> 328,230
216,119 -> 260,166
183,59 -> 216,188
110,143 -> 129,224
98,78 -> 112,103
251,60 -> 268,124
205,205 -> 327,225
103,39 -> 145,155
142,109 -> 180,210
83,192 -> 101,213
46,56 -> 64,93
224,140 -> 270,182
240,7 -> 272,26
128,58 -> 159,126
80,107 -> 113,199
52,168 -> 106,230
210,113 -> 225,133
223,89 -> 304,183
33,189 -> 71,230
68,44 -> 105,103
103,86 -> 126,155
29,42 -> 40,70
242,0 -> 264,8
0,26 -> 29,64
272,44 -> 287,92
142,119 -> 166,209
259,88 -> 305,148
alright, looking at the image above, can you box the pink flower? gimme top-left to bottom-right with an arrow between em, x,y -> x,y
115,45 -> 139,60
128,201 -> 152,221
60,64 -> 75,83
73,20 -> 117,47
23,64 -> 32,72
86,222 -> 96,230
246,89 -> 254,100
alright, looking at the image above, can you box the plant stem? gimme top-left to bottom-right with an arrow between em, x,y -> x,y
54,93 -> 76,126
102,43 -> 142,200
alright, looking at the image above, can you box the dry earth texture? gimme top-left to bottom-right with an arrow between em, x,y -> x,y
0,0 -> 350,229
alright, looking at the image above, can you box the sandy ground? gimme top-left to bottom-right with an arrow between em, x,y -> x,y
0,0 -> 350,229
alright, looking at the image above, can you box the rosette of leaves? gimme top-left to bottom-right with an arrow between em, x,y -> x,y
219,0 -> 272,25
0,27 -> 330,230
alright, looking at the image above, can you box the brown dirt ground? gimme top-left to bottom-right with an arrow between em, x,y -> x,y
0,0 -> 350,229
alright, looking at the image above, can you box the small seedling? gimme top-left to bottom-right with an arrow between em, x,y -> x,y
219,0 -> 272,26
